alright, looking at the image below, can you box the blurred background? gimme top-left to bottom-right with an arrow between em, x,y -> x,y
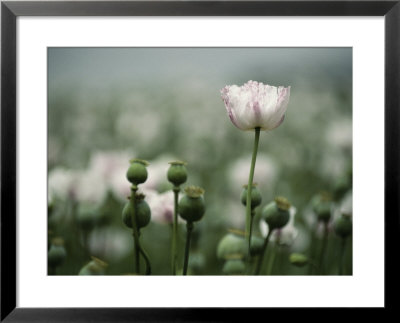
48,48 -> 352,275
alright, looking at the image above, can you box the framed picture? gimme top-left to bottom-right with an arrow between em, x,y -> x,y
1,0 -> 398,320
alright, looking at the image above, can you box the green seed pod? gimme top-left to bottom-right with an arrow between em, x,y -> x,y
78,256 -> 108,275
333,176 -> 351,201
167,161 -> 188,186
216,233 -> 247,260
222,259 -> 246,275
312,192 -> 332,223
289,253 -> 309,267
249,236 -> 264,256
334,214 -> 352,238
48,240 -> 66,268
122,195 -> 151,229
240,183 -> 262,208
76,204 -> 97,231
126,159 -> 149,185
178,186 -> 205,222
261,197 -> 291,231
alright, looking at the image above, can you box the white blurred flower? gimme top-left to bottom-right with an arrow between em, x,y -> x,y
87,150 -> 133,200
88,150 -> 131,182
224,202 -> 245,228
144,189 -> 174,224
74,169 -> 107,204
141,155 -> 175,191
49,150 -> 134,205
142,188 -> 186,225
319,152 -> 349,180
48,167 -> 80,200
260,206 -> 299,247
325,119 -> 352,151
331,189 -> 353,229
339,190 -> 352,215
116,109 -> 162,148
87,227 -> 132,262
221,80 -> 290,131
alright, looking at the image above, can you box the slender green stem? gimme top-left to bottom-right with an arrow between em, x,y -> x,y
246,127 -> 261,250
254,230 -> 272,275
317,221 -> 329,275
138,241 -> 152,275
338,237 -> 347,275
171,187 -> 180,275
130,186 -> 140,274
183,222 -> 194,276
266,243 -> 277,275
308,222 -> 318,275
248,208 -> 256,250
245,209 -> 257,274
82,230 -> 90,259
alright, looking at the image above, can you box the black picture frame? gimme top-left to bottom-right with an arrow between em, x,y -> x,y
1,1 -> 399,321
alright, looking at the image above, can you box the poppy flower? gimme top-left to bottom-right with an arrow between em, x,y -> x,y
221,80 -> 290,131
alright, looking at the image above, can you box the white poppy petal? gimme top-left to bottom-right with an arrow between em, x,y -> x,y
221,81 -> 290,131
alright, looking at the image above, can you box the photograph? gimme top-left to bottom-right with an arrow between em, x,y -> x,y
47,47 -> 353,276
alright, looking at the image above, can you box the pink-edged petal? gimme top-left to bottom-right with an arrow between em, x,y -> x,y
220,81 -> 290,131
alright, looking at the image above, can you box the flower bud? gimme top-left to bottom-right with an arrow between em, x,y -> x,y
312,192 -> 332,223
178,186 -> 205,222
334,213 -> 352,238
122,194 -> 151,229
216,233 -> 247,260
126,159 -> 149,185
48,238 -> 66,268
78,256 -> 108,275
167,161 -> 188,186
222,259 -> 246,275
240,183 -> 262,208
249,236 -> 264,256
261,197 -> 291,231
289,253 -> 308,267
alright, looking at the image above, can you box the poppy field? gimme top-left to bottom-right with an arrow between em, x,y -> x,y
48,48 -> 352,276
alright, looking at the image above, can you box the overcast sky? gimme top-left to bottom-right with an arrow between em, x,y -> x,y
49,47 -> 352,92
